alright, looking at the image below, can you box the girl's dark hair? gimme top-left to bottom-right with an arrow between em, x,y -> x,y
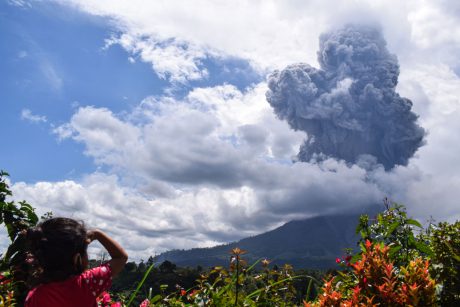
26,217 -> 88,283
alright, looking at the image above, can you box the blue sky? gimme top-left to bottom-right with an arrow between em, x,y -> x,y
1,1 -> 262,182
1,1 -> 167,181
2,0 -> 460,259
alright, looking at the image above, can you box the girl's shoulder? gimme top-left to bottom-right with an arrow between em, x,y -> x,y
25,277 -> 84,307
25,264 -> 112,307
79,262 -> 113,297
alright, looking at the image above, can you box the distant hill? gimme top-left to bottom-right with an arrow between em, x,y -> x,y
154,211 -> 374,269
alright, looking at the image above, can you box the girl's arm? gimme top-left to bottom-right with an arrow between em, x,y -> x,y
87,229 -> 128,277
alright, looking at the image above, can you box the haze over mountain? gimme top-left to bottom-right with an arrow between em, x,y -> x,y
154,210 -> 375,269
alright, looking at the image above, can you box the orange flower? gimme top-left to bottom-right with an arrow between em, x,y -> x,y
230,247 -> 247,256
261,258 -> 271,267
365,239 -> 372,249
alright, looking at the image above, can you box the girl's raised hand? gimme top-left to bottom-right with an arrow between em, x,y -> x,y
85,229 -> 128,277
86,229 -> 97,244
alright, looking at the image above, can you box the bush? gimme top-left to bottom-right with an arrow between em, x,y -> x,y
0,171 -> 40,305
427,221 -> 460,305
305,240 -> 436,306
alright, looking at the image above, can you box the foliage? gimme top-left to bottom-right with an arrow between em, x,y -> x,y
356,198 -> 432,267
354,199 -> 460,306
426,221 -> 460,305
0,271 -> 15,307
110,258 -> 323,306
97,248 -> 322,306
305,240 -> 436,306
121,247 -> 320,307
0,171 -> 40,306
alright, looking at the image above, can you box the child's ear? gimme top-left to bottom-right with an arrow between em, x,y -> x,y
73,253 -> 83,272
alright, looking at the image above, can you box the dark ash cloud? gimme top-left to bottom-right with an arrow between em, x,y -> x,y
266,24 -> 425,170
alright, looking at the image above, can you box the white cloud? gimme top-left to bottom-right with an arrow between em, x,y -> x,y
7,0 -> 31,8
17,73 -> 460,259
393,63 -> 460,222
24,84 -> 387,259
53,0 -> 460,79
21,109 -> 47,123
53,84 -> 309,186
105,34 -> 208,83
53,106 -> 141,164
11,158 -> 384,260
37,64 -> 457,255
37,71 -> 460,258
54,0 -> 328,79
407,1 -> 460,68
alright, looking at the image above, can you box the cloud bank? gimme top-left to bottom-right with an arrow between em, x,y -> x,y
12,84 -> 387,258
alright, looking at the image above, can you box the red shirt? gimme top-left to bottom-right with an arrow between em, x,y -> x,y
25,263 -> 112,307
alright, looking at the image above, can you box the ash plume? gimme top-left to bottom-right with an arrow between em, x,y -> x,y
266,25 -> 425,170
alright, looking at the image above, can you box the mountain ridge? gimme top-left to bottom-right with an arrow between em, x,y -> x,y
154,210 -> 376,269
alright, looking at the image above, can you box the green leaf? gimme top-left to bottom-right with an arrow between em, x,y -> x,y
126,263 -> 155,307
389,245 -> 402,259
150,294 -> 162,304
387,221 -> 400,236
359,242 -> 366,253
246,258 -> 261,273
414,241 -> 433,257
444,241 -> 460,262
350,253 -> 361,264
305,278 -> 313,301
246,275 -> 302,299
406,219 -> 422,228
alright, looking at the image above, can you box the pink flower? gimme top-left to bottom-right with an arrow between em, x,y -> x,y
139,299 -> 150,307
335,258 -> 341,264
111,303 -> 121,307
102,292 -> 112,304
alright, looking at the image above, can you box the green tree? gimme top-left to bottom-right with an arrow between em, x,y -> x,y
0,170 -> 40,305
356,199 -> 432,266
159,261 -> 176,274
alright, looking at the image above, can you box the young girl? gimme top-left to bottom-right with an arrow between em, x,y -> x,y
24,217 -> 128,306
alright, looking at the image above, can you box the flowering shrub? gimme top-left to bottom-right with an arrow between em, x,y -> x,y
305,240 -> 436,306
127,248 -> 311,306
0,272 -> 14,307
